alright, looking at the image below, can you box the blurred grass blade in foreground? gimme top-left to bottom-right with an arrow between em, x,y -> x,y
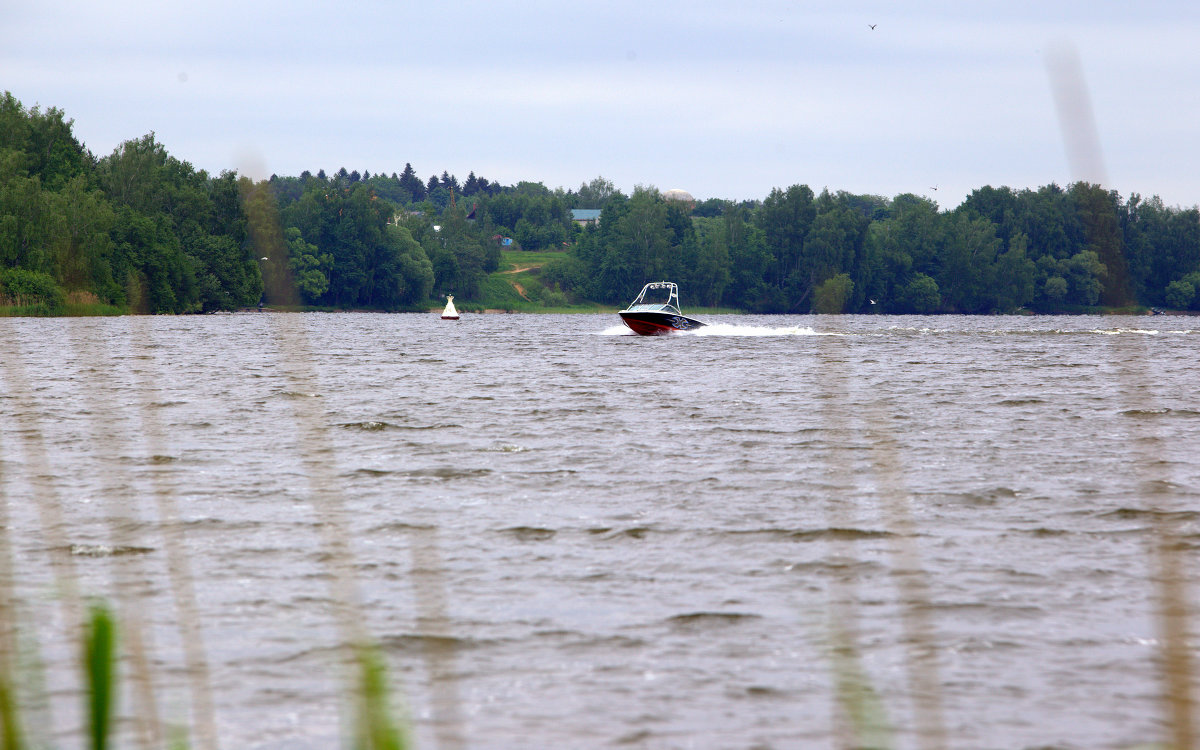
355,645 -> 408,750
84,602 -> 116,750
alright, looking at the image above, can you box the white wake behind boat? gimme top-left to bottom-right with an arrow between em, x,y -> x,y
441,295 -> 459,320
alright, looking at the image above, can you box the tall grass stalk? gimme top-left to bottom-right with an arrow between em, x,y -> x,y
242,182 -> 426,745
84,602 -> 116,750
1109,393 -> 1192,748
867,421 -> 947,750
0,331 -> 83,628
817,339 -> 948,749
1048,49 -> 1196,747
828,620 -> 893,749
0,415 -> 21,750
1,324 -> 84,746
128,317 -> 219,750
67,324 -> 166,749
814,340 -> 894,748
1156,532 -> 1194,750
1112,330 -> 1196,748
410,527 -> 465,750
355,645 -> 408,750
0,673 -> 21,750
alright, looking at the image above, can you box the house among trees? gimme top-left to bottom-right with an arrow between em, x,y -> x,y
571,208 -> 602,227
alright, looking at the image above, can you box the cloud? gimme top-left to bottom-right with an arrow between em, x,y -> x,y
3,0 -> 1200,207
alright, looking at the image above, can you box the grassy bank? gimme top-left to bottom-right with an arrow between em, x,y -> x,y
0,301 -> 126,317
451,250 -> 601,313
468,249 -> 747,314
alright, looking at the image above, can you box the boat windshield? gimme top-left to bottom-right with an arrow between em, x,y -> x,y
628,282 -> 681,312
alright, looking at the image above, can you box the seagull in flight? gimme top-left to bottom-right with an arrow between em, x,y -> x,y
868,23 -> 876,29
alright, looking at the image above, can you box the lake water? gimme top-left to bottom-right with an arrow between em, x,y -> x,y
1,312 -> 1198,749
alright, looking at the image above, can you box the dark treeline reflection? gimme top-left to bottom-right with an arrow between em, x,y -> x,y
3,92 -> 1199,315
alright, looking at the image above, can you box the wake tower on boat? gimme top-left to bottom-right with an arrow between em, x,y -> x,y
618,282 -> 707,335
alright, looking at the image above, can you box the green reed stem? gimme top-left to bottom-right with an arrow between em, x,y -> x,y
84,602 -> 116,750
168,724 -> 192,750
0,422 -> 20,750
0,672 -> 21,750
355,645 -> 407,750
129,318 -> 218,750
239,181 -> 429,750
827,615 -> 894,750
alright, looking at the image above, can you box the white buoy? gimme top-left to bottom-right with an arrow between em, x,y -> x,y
441,295 -> 459,320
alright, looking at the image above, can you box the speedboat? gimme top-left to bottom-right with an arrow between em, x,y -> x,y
618,282 -> 706,335
441,295 -> 459,320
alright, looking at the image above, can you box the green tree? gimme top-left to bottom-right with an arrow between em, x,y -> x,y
596,187 -> 680,303
0,92 -> 91,190
0,266 -> 65,314
896,273 -> 940,313
45,175 -> 118,300
541,252 -> 591,299
98,133 -> 256,311
397,163 -> 424,202
960,185 -> 1021,251
1164,278 -> 1195,310
1020,183 -> 1080,262
191,234 -> 254,311
685,217 -> 732,306
1071,182 -> 1130,306
789,198 -> 868,311
109,207 -> 196,313
757,184 -> 815,291
576,176 -> 617,209
387,224 -> 434,305
1122,195 -> 1200,306
1064,249 -> 1106,306
812,273 -> 854,313
861,194 -> 940,312
722,202 -> 776,311
1164,271 -> 1200,310
285,227 -> 332,303
937,212 -> 1001,313
1043,275 -> 1069,304
988,232 -> 1037,311
0,153 -> 54,272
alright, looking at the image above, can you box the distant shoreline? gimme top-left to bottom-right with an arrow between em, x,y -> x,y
5,305 -> 1196,318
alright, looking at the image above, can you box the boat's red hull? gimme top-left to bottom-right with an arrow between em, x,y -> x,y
619,311 -> 706,336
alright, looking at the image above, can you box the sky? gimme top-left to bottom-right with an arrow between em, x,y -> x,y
4,0 -> 1199,210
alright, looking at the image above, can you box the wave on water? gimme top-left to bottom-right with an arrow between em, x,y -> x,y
599,321 -> 1198,337
599,325 -> 635,335
883,325 -> 1193,336
598,323 -> 829,337
694,323 -> 829,336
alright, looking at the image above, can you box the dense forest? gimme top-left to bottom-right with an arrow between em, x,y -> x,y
3,91 -> 1200,316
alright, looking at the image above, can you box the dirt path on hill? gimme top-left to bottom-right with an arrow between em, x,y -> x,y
500,264 -> 540,300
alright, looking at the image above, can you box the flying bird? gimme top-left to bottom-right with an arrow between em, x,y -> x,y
869,24 -> 876,29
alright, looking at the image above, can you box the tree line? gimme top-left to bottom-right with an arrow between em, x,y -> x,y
3,91 -> 1199,315
545,182 -> 1200,314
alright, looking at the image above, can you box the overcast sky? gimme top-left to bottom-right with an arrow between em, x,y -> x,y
5,0 -> 1199,209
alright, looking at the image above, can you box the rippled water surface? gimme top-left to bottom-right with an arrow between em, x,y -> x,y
2,312 -> 1199,749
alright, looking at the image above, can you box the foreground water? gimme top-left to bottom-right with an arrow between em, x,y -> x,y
1,312 -> 1198,749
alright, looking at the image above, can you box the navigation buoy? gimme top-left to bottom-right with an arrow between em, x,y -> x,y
441,295 -> 459,320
